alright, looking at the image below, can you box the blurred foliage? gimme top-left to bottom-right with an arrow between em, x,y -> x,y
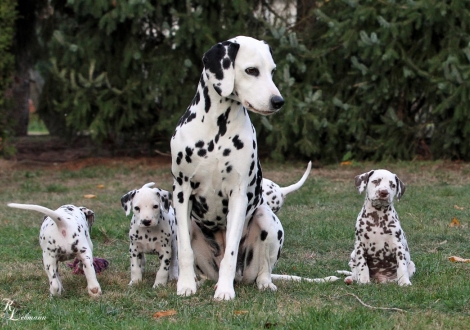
261,0 -> 470,162
0,0 -> 17,156
35,0 -> 470,161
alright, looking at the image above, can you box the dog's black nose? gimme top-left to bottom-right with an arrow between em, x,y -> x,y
270,95 -> 285,110
142,220 -> 151,226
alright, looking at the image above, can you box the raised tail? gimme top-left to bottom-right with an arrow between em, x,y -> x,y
8,203 -> 64,227
271,274 -> 340,283
279,161 -> 312,196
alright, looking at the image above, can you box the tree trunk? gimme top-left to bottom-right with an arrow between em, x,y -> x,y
10,0 -> 38,136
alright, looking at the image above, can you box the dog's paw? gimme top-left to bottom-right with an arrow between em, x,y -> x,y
257,281 -> 277,291
152,279 -> 168,288
88,286 -> 102,297
398,279 -> 412,286
177,280 -> 197,296
213,288 -> 236,301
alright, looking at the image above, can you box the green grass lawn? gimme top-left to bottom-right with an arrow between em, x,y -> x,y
1,159 -> 469,329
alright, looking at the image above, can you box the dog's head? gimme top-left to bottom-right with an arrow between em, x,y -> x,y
120,182 -> 172,227
79,206 -> 95,230
202,36 -> 284,115
355,169 -> 406,208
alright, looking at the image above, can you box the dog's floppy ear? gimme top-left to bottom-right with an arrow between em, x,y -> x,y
79,207 -> 95,230
121,190 -> 137,216
395,175 -> 406,201
155,188 -> 172,213
354,170 -> 375,194
202,40 -> 240,97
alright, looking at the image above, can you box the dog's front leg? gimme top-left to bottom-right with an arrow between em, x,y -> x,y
214,191 -> 248,301
174,182 -> 197,296
129,250 -> 144,286
395,244 -> 412,286
354,241 -> 370,284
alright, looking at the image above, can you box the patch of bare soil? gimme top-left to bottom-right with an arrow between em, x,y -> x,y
1,135 -> 172,171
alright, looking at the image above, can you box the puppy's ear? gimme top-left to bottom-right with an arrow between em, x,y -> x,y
79,207 -> 95,230
121,190 -> 136,216
395,175 -> 406,201
354,170 -> 375,194
155,189 -> 172,213
202,40 -> 240,97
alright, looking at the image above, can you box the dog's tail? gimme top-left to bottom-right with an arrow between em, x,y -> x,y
279,161 -> 312,196
271,273 -> 340,283
8,203 -> 65,227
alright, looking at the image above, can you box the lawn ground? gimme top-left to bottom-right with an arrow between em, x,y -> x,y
1,157 -> 469,329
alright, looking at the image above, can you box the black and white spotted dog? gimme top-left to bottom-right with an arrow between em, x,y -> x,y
171,36 -> 337,300
262,161 -> 312,214
7,203 -> 101,297
339,169 -> 416,286
121,182 -> 178,288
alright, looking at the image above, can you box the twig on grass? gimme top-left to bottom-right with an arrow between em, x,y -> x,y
342,292 -> 407,313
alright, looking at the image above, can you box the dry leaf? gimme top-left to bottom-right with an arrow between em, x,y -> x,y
340,161 -> 352,166
454,205 -> 465,210
234,310 -> 249,315
96,184 -> 105,189
449,217 -> 461,227
448,256 -> 470,263
83,194 -> 97,199
152,309 -> 177,319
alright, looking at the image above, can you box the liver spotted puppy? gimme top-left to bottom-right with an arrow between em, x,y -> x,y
121,182 -> 178,288
339,169 -> 416,286
8,203 -> 101,297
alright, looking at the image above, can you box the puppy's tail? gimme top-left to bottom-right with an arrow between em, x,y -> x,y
279,161 -> 312,196
8,203 -> 65,227
271,274 -> 340,283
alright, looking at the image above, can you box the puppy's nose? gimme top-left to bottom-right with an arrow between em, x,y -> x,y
142,220 -> 151,226
379,190 -> 389,198
270,95 -> 285,109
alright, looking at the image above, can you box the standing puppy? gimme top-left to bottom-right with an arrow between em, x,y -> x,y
121,182 -> 178,287
342,169 -> 416,286
171,36 -> 286,300
7,203 -> 101,297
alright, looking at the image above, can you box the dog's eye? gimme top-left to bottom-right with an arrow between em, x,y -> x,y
371,180 -> 378,184
245,68 -> 259,77
153,205 -> 159,209
134,206 -> 140,212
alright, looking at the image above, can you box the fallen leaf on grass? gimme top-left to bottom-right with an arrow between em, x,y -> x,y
234,310 -> 249,315
449,217 -> 461,227
340,161 -> 352,166
152,310 -> 177,319
454,205 -> 465,210
83,194 -> 97,199
96,184 -> 105,189
448,256 -> 470,263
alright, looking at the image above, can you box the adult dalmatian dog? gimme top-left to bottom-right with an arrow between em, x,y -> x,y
338,169 -> 416,286
171,36 -> 337,300
8,203 -> 101,297
121,182 -> 178,288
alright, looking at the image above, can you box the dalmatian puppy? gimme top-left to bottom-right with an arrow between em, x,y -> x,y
171,36 -> 338,301
7,203 -> 101,297
339,169 -> 416,286
262,161 -> 312,213
121,182 -> 178,288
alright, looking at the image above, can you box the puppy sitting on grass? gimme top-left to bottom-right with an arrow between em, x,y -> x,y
121,182 -> 178,287
339,169 -> 416,286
